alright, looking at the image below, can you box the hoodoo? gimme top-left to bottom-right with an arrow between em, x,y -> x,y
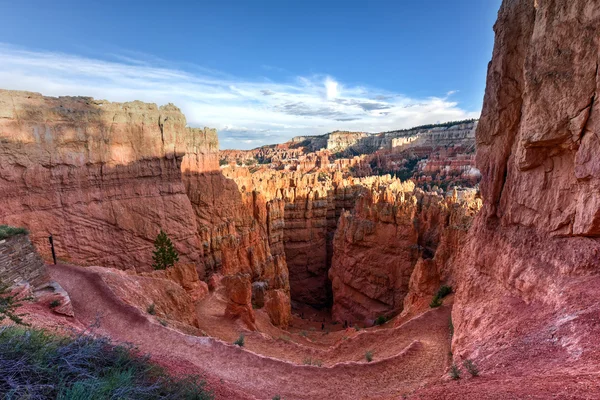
2,0 -> 600,398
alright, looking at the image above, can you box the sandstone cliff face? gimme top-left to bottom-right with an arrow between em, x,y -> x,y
452,0 -> 600,372
0,90 -> 291,327
0,90 -> 205,272
330,183 -> 480,324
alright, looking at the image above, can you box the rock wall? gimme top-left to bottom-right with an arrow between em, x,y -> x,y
0,232 -> 49,287
452,0 -> 600,372
0,90 -> 206,272
0,89 -> 291,326
223,167 -> 418,308
330,184 -> 480,324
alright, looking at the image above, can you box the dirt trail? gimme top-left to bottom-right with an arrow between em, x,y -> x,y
49,263 -> 452,399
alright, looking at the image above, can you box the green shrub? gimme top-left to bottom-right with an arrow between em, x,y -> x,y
272,395 -> 281,400
449,364 -> 461,380
158,319 -> 168,327
0,283 -> 28,325
429,296 -> 443,308
430,285 -> 452,308
436,285 -> 452,299
49,300 -> 61,309
299,330 -> 308,337
278,335 -> 291,342
463,359 -> 479,377
374,315 -> 387,326
448,316 -> 454,338
302,357 -> 322,367
0,225 -> 29,240
152,230 -> 179,270
147,303 -> 156,315
0,326 -> 213,399
365,350 -> 374,362
234,334 -> 245,347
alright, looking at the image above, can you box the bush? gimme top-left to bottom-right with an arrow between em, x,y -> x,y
234,334 -> 245,347
365,350 -> 374,362
0,283 -> 28,325
448,316 -> 454,338
147,303 -> 156,315
272,396 -> 281,400
299,331 -> 308,337
436,285 -> 452,299
302,357 -> 322,367
463,359 -> 479,377
449,364 -> 461,380
0,225 -> 29,240
0,326 -> 213,399
430,285 -> 452,308
429,296 -> 443,308
49,300 -> 61,309
152,230 -> 179,270
374,315 -> 387,326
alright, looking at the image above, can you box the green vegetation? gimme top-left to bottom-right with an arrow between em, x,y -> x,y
449,316 -> 454,339
272,395 -> 281,400
429,297 -> 443,308
49,300 -> 61,309
234,334 -> 245,347
374,315 -> 387,326
302,357 -> 323,367
0,225 -> 29,240
0,283 -> 28,326
0,325 -> 213,399
382,119 -> 477,134
147,303 -> 156,315
365,350 -> 374,362
463,359 -> 479,377
152,230 -> 179,270
436,285 -> 452,298
219,159 -> 229,166
449,364 -> 461,380
278,335 -> 292,342
430,285 -> 452,308
158,319 -> 168,327
299,330 -> 308,337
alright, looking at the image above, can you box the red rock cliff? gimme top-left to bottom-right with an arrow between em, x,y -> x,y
330,182 -> 480,324
452,0 -> 600,374
0,90 -> 291,326
0,90 -> 205,271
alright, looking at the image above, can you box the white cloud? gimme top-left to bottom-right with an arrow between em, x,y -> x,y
0,43 -> 479,149
324,77 -> 339,100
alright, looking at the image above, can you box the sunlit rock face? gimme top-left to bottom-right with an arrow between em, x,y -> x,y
451,0 -> 600,373
0,89 -> 291,327
329,182 -> 480,324
0,90 -> 205,271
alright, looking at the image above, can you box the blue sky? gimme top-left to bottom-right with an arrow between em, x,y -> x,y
0,0 -> 501,149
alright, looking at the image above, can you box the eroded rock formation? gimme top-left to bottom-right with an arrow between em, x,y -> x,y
451,0 -> 600,376
330,182 -> 480,324
0,90 -> 291,327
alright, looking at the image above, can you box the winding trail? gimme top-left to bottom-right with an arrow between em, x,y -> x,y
50,263 -> 451,400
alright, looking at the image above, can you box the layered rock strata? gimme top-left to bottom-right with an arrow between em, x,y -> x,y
0,90 -> 291,327
451,0 -> 600,376
330,183 -> 480,324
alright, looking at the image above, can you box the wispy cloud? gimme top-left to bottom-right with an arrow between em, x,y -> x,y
0,43 -> 479,149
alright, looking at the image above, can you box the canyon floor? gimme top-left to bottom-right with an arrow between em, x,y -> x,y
6,262 -> 590,400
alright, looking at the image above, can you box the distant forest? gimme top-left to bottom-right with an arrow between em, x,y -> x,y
382,118 -> 478,134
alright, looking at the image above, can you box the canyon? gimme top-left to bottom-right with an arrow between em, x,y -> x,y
1,0 -> 600,398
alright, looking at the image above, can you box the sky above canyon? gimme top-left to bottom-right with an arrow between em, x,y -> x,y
0,0 -> 501,149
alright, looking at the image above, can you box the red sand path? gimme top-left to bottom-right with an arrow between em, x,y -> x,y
49,263 -> 452,399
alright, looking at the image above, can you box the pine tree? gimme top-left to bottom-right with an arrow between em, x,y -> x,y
152,230 -> 179,270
